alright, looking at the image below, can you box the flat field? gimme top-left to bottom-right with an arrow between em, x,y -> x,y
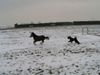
0,25 -> 100,75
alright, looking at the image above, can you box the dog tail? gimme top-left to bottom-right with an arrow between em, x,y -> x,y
45,36 -> 49,40
74,37 -> 80,44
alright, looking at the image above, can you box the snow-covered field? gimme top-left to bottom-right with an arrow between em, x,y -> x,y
0,25 -> 100,75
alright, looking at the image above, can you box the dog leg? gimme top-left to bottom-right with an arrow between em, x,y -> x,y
40,40 -> 44,44
33,41 -> 36,45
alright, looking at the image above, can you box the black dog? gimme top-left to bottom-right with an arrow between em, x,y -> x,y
30,32 -> 49,45
67,36 -> 80,44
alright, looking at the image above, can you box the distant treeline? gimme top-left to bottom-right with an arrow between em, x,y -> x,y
14,21 -> 100,28
73,21 -> 100,25
14,22 -> 72,28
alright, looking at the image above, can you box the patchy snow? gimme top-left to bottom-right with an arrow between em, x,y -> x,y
0,26 -> 100,75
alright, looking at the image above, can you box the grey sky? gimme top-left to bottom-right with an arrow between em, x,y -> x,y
0,0 -> 100,27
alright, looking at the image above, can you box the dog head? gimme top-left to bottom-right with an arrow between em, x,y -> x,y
67,36 -> 72,39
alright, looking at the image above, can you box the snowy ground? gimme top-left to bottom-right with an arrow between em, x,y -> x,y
0,25 -> 100,75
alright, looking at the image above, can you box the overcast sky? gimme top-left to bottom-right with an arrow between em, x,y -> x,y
0,0 -> 100,27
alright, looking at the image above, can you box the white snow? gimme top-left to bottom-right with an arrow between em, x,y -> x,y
0,25 -> 100,75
